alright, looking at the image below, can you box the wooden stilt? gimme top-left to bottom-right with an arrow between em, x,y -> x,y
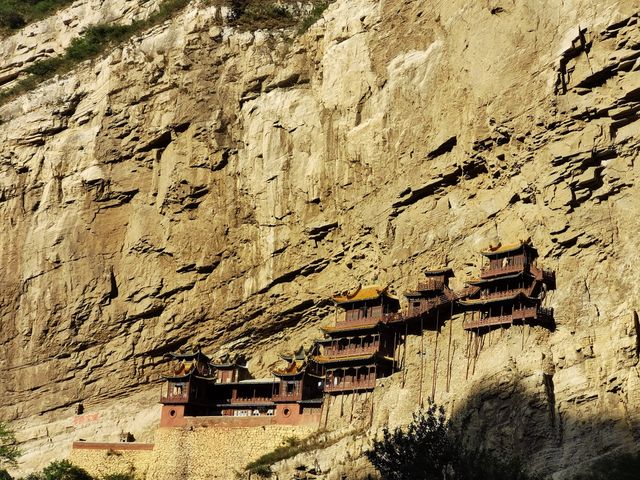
418,315 -> 425,408
318,394 -> 326,430
323,395 -> 331,430
465,331 -> 472,380
446,304 -> 453,392
431,309 -> 440,400
401,321 -> 408,388
369,389 -> 375,427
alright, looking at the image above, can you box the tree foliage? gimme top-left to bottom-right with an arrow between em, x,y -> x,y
0,422 -> 20,467
40,460 -> 92,480
365,401 -> 536,480
366,403 -> 454,480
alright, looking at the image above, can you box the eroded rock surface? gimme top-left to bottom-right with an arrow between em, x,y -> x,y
1,0 -> 639,476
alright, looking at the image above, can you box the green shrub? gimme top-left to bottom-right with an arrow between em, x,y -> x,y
244,430 -> 355,478
41,460 -> 92,480
298,2 -> 327,34
0,468 -> 13,480
365,401 -> 537,480
574,452 -> 640,480
0,422 -> 20,467
366,403 -> 455,480
0,1 -> 75,32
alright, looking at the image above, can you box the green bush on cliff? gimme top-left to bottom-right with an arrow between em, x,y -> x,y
0,422 -> 20,467
574,452 -> 640,480
365,401 -> 536,480
0,469 -> 13,480
41,461 -> 92,480
0,0 -> 191,105
0,1 -> 75,33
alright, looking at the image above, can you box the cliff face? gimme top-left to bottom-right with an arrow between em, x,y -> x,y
0,0 -> 639,476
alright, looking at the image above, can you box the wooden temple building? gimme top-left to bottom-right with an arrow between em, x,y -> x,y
399,268 -> 458,329
313,286 -> 399,393
158,241 -> 556,428
460,242 -> 556,331
271,347 -> 323,418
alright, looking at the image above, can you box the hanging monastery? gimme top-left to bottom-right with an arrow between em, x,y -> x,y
157,240 -> 556,428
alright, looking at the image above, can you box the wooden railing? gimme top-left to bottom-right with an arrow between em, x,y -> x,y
161,391 -> 189,403
272,390 -> 302,402
232,396 -> 272,404
323,344 -> 379,357
480,287 -> 531,300
511,307 -> 538,320
324,379 -> 376,392
334,317 -> 382,329
480,262 -> 526,278
463,306 -> 554,330
403,295 -> 451,320
416,280 -> 445,291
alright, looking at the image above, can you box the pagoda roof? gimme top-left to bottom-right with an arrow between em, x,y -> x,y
162,373 -> 193,381
481,241 -> 537,257
211,353 -> 248,368
272,360 -> 306,378
423,268 -> 453,276
332,285 -> 399,305
165,349 -> 211,362
279,345 -> 311,362
459,292 -> 539,306
467,271 -> 531,285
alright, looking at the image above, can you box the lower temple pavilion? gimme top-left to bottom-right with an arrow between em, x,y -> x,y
313,286 -> 399,393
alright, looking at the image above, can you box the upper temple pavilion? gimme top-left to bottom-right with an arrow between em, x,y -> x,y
460,241 -> 556,331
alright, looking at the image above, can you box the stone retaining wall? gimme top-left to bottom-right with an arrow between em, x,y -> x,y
146,425 -> 317,480
69,443 -> 154,479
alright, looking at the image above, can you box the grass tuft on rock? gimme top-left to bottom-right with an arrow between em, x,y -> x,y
0,1 -> 76,35
0,0 -> 191,105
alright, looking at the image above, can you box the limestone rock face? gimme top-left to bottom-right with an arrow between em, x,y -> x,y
1,0 -> 639,477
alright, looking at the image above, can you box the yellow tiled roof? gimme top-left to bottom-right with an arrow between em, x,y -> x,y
332,285 -> 398,304
481,241 -> 531,256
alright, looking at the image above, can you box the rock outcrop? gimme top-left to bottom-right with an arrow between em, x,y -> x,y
0,0 -> 639,477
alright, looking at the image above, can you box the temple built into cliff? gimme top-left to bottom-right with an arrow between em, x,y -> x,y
158,240 -> 556,428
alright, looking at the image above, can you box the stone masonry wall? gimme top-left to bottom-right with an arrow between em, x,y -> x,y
146,425 -> 316,480
69,444 -> 154,479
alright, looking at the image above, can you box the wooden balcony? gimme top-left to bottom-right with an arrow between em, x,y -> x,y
463,306 -> 554,330
416,280 -> 445,291
324,379 -> 376,393
333,317 -> 382,329
272,390 -> 303,402
403,294 -> 451,320
480,287 -> 531,300
231,396 -> 273,404
480,262 -> 526,279
323,344 -> 379,358
160,391 -> 189,404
